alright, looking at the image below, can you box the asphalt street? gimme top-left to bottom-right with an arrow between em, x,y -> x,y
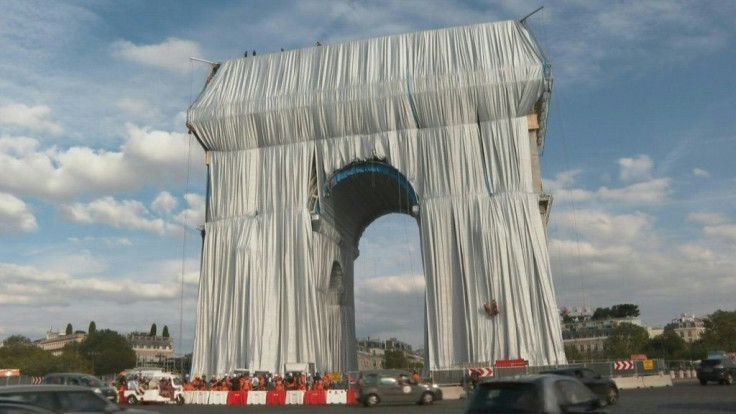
133,381 -> 736,414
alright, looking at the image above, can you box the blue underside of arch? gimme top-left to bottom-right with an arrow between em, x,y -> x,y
325,163 -> 418,206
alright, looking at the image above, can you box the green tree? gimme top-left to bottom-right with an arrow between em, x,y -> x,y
149,323 -> 157,337
65,323 -> 73,335
646,329 -> 686,360
79,329 -> 136,376
0,335 -> 57,376
88,321 -> 96,335
610,304 -> 640,318
384,350 -> 409,369
700,310 -> 736,352
604,323 -> 650,359
591,307 -> 612,320
162,325 -> 169,338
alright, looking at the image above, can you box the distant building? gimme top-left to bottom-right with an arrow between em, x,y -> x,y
356,337 -> 423,370
127,334 -> 174,368
37,331 -> 86,356
667,314 -> 705,343
562,317 -> 642,354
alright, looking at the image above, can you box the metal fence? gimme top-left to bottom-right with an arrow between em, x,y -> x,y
430,359 -> 671,386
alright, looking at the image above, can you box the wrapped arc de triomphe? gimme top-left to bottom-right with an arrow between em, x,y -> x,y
186,19 -> 567,376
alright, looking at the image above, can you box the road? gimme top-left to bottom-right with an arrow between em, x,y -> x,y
134,382 -> 736,413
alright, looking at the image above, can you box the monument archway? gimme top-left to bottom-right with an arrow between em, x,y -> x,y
187,20 -> 566,376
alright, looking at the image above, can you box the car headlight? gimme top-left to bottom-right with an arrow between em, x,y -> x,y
93,388 -> 102,394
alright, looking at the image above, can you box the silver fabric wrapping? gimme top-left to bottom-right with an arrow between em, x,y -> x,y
188,20 -> 566,376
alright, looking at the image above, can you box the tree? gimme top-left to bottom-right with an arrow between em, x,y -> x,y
384,350 -> 409,369
65,323 -> 73,335
150,323 -> 157,337
700,310 -> 736,352
162,325 -> 169,338
88,321 -> 96,335
604,323 -> 650,359
610,304 -> 640,318
646,329 -> 686,360
79,329 -> 136,376
591,307 -> 612,320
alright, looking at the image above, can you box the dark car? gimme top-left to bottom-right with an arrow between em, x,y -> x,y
0,385 -> 155,414
0,399 -> 57,414
697,357 -> 736,385
356,369 -> 442,407
541,367 -> 619,404
43,372 -> 118,402
465,374 -> 609,414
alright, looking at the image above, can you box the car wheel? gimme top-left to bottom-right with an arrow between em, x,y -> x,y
606,387 -> 619,405
176,394 -> 185,405
363,394 -> 379,407
420,392 -> 435,405
725,374 -> 733,385
699,379 -> 707,385
126,395 -> 138,405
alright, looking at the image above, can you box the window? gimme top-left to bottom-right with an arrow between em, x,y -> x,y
555,379 -> 594,405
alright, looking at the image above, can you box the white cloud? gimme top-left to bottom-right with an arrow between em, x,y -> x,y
0,104 -> 63,135
152,191 -> 178,215
363,273 -> 425,294
59,196 -> 178,236
0,126 -> 202,201
678,244 -> 715,262
703,224 -> 736,243
687,212 -> 729,225
174,193 -> 205,228
115,98 -> 152,118
693,168 -> 710,178
0,193 -> 37,233
68,236 -> 133,247
111,37 -> 202,75
618,155 -> 653,182
597,178 -> 671,204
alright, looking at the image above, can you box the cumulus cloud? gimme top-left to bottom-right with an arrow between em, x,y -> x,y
174,193 -> 205,228
597,178 -> 671,204
111,37 -> 202,75
363,273 -> 425,294
0,104 -> 63,136
618,155 -> 653,182
0,126 -> 201,201
692,168 -> 710,178
59,196 -> 178,236
152,191 -> 178,214
687,212 -> 729,225
0,193 -> 37,233
702,224 -> 736,243
0,262 -> 194,307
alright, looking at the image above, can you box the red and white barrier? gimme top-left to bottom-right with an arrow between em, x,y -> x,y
182,389 -> 356,406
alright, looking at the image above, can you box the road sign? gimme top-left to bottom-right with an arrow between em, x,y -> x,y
643,360 -> 654,370
613,360 -> 634,370
468,367 -> 494,377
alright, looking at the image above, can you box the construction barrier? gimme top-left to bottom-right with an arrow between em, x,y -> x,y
179,389 -> 354,406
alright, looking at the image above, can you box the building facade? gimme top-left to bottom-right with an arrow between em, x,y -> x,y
668,314 -> 705,343
562,317 -> 643,355
37,331 -> 86,356
127,334 -> 174,368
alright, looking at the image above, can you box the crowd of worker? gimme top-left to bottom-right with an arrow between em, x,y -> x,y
183,371 -> 339,392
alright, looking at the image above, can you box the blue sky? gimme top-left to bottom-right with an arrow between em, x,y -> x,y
1,1 -> 734,353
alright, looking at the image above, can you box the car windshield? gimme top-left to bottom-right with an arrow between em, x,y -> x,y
468,383 -> 541,412
701,359 -> 723,367
80,376 -> 102,387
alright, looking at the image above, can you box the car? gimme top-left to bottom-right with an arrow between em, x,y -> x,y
356,369 -> 442,407
0,385 -> 156,414
697,357 -> 736,385
0,399 -> 57,414
465,374 -> 610,414
541,367 -> 619,404
43,372 -> 118,402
